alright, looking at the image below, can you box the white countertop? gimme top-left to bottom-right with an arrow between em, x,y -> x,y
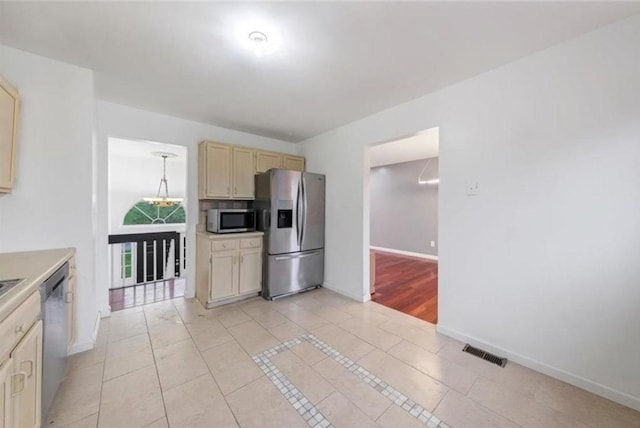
197,231 -> 264,239
0,248 -> 75,322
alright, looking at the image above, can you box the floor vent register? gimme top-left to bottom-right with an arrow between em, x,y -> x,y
462,344 -> 508,367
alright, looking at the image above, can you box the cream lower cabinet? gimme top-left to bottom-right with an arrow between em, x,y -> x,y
0,358 -> 14,428
11,321 -> 42,428
0,291 -> 42,428
196,233 -> 263,308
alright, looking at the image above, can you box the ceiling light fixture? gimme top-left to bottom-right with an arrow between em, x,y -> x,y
248,31 -> 269,57
417,158 -> 439,185
144,152 -> 183,207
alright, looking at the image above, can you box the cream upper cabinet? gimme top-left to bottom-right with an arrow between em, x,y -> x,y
198,141 -> 305,200
199,142 -> 232,199
255,151 -> 282,173
282,155 -> 306,172
0,358 -> 13,428
11,321 -> 42,428
232,147 -> 255,199
0,75 -> 19,194
195,233 -> 263,308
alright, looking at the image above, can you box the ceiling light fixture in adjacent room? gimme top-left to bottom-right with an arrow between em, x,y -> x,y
144,152 -> 183,207
248,31 -> 269,57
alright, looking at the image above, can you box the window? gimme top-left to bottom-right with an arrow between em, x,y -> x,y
123,201 -> 186,225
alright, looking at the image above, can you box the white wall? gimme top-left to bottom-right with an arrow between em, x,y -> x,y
0,44 -> 97,353
300,15 -> 640,410
108,138 -> 187,235
95,101 -> 298,315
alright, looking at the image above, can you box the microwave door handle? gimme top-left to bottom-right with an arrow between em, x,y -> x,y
263,209 -> 270,230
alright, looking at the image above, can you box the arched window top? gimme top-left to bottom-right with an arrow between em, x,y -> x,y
123,201 -> 186,225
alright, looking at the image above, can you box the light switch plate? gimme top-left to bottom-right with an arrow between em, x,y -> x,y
467,181 -> 479,196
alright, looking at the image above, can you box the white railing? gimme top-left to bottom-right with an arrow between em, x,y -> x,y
108,231 -> 186,289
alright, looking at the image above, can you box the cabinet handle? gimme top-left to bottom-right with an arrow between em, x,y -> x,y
233,256 -> 237,265
21,360 -> 34,378
65,291 -> 73,304
14,324 -> 24,334
11,372 -> 27,396
240,255 -> 244,264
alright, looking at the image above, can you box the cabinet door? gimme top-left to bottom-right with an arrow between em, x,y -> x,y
0,358 -> 13,428
282,155 -> 305,172
255,151 -> 282,174
238,248 -> 262,295
232,147 -> 255,199
0,76 -> 19,193
11,321 -> 42,428
204,143 -> 232,198
210,250 -> 238,301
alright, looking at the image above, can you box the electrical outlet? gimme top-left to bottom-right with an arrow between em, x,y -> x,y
467,181 -> 479,196
430,241 -> 436,248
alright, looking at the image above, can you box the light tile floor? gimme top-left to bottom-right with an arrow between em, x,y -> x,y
49,288 -> 640,428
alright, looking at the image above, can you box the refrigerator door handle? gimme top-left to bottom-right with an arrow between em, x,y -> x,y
300,175 -> 306,246
274,252 -> 317,261
296,182 -> 302,247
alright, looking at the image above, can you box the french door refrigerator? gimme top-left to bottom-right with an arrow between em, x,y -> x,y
255,169 -> 325,299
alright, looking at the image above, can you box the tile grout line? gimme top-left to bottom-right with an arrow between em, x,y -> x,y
95,316 -> 111,428
172,300 -> 245,428
142,308 -> 170,426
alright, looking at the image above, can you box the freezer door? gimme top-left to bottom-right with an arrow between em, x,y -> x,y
268,169 -> 302,255
301,173 -> 325,251
264,249 -> 324,299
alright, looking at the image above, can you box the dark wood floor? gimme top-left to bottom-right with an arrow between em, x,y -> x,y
371,251 -> 438,324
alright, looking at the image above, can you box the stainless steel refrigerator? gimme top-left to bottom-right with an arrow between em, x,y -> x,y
255,169 -> 325,299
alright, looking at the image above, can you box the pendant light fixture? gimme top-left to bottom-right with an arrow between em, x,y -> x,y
144,152 -> 183,207
417,157 -> 439,185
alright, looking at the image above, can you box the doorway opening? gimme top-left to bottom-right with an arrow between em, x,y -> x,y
367,127 -> 439,324
107,138 -> 187,311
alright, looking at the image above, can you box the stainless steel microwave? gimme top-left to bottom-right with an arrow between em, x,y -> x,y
207,209 -> 256,234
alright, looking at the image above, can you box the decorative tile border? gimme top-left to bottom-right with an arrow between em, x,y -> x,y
252,334 -> 450,428
253,337 -> 334,428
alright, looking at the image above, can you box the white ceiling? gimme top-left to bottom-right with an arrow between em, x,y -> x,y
1,2 -> 638,142
370,128 -> 439,168
108,138 -> 186,161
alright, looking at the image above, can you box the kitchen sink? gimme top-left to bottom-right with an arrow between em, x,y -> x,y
0,278 -> 24,298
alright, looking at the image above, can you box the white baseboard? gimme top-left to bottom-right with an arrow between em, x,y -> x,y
323,281 -> 370,303
370,246 -> 438,261
436,324 -> 640,412
68,311 -> 101,355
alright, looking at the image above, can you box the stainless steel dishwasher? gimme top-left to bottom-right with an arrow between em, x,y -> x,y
40,262 -> 69,420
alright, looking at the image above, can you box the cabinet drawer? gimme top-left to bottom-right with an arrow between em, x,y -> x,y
0,291 -> 40,361
211,240 -> 238,252
240,238 -> 262,249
